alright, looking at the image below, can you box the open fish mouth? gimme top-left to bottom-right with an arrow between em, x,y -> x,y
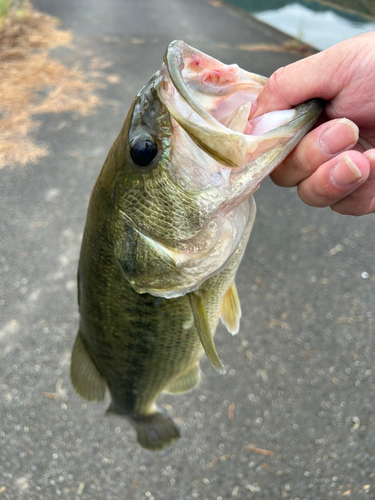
117,41 -> 322,299
158,40 -> 322,173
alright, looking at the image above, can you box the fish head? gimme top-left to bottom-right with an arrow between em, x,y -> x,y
108,41 -> 322,298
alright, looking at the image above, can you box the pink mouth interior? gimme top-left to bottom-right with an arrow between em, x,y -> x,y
181,55 -> 294,136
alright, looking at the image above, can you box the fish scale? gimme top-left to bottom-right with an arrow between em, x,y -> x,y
71,41 -> 322,450
119,170 -> 211,241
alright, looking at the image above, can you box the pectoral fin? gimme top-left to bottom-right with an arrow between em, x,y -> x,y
164,362 -> 201,394
220,282 -> 242,335
189,291 -> 226,374
70,331 -> 106,401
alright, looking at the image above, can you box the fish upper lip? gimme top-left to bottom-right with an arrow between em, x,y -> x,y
164,41 -> 228,134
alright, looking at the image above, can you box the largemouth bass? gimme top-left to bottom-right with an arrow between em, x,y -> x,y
71,41 -> 322,450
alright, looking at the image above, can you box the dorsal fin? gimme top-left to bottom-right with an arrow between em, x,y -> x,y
189,291 -> 226,374
220,281 -> 242,335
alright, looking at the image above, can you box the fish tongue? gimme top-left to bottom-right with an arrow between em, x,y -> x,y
224,102 -> 252,133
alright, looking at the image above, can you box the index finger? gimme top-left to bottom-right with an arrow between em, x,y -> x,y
252,40 -> 353,118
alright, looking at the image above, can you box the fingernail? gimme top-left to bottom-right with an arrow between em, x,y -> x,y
330,156 -> 363,187
319,119 -> 359,155
364,151 -> 375,179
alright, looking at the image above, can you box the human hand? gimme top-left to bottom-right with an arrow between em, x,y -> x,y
253,32 -> 375,216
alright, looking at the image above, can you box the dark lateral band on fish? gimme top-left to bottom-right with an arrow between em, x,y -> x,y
71,40 -> 322,451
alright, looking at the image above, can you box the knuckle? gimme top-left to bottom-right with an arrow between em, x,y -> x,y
297,178 -> 330,207
292,144 -> 318,177
331,198 -> 375,216
270,167 -> 297,187
271,140 -> 319,188
331,205 -> 358,216
266,67 -> 286,99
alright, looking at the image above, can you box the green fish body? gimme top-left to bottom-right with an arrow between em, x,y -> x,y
71,41 -> 322,450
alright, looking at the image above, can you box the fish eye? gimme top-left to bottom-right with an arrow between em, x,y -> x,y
130,135 -> 158,167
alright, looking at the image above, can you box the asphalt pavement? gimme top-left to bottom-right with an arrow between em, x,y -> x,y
1,0 -> 375,499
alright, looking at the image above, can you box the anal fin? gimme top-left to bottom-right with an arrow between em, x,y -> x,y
220,281 -> 242,335
128,411 -> 180,451
164,362 -> 201,394
189,291 -> 226,374
70,331 -> 106,401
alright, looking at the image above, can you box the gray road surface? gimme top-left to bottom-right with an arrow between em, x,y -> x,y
1,0 -> 374,499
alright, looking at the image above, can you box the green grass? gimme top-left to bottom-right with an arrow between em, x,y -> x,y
0,0 -> 27,26
0,0 -> 11,20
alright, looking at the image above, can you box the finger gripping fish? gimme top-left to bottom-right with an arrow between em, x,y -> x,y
71,41 -> 322,451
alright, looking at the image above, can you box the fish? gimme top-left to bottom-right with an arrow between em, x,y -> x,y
71,40 -> 322,451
